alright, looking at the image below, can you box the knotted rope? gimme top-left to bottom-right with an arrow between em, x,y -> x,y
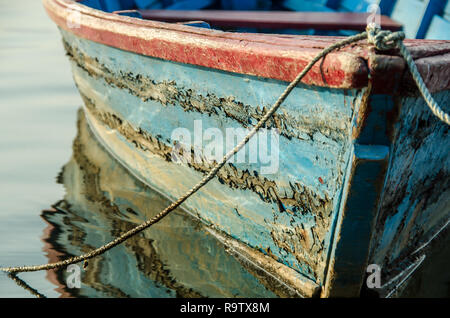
367,23 -> 450,125
1,27 -> 448,275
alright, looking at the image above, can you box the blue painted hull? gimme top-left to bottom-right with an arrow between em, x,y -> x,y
58,26 -> 450,297
64,27 -> 354,290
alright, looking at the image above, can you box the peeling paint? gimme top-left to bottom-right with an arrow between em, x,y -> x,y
82,91 -> 341,282
369,91 -> 450,286
64,40 -> 350,143
58,28 -> 364,288
81,94 -> 336,279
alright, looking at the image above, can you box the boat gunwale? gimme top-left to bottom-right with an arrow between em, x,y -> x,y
43,0 -> 450,93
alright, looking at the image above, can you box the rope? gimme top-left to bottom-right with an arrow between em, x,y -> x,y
7,273 -> 47,298
1,26 -> 447,274
367,24 -> 450,125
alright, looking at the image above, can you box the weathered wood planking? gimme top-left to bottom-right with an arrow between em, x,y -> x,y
368,91 -> 449,292
61,27 -> 359,287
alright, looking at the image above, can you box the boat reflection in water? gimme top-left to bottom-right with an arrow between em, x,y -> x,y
41,108 -> 286,298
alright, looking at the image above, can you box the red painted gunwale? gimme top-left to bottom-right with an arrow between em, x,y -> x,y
43,0 -> 450,94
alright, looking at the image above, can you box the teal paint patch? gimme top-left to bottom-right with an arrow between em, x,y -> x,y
356,94 -> 395,146
355,144 -> 389,161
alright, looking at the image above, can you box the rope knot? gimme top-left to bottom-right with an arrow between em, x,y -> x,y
367,23 -> 405,51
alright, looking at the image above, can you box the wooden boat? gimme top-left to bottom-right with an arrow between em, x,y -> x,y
43,0 -> 450,297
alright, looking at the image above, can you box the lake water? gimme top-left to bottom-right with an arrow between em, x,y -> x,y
0,0 -> 80,297
0,0 -> 276,298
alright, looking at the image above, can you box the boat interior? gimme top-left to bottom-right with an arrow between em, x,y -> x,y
74,0 -> 449,39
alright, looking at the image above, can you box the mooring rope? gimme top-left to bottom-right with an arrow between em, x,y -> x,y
367,24 -> 450,125
6,273 -> 47,298
1,26 -> 448,274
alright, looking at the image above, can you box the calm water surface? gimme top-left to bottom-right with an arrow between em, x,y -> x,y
0,0 -> 80,297
0,0 -> 276,298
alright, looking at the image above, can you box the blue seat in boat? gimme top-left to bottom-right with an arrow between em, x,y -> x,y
78,0 -> 450,39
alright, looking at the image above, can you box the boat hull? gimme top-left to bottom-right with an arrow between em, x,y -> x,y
63,27 -> 362,293
44,0 -> 450,297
